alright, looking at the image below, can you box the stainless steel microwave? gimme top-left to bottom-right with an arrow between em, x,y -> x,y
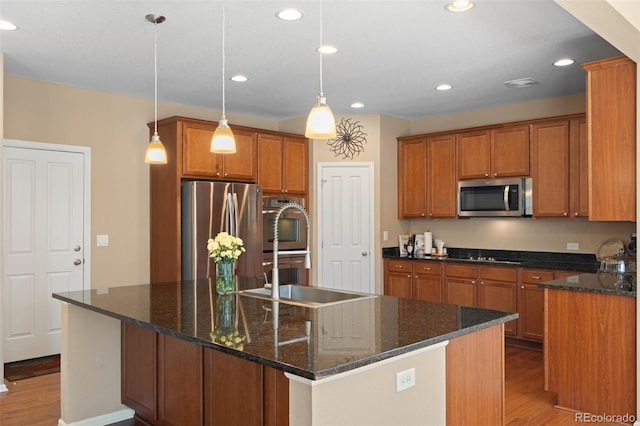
458,178 -> 532,217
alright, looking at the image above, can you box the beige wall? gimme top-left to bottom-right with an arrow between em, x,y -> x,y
3,76 -> 279,288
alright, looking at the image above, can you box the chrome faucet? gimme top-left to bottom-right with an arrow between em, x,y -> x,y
271,202 -> 311,299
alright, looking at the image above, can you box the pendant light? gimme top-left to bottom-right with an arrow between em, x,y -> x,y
144,14 -> 168,164
211,2 -> 236,154
305,0 -> 336,140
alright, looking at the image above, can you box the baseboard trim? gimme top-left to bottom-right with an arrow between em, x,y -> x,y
57,408 -> 134,426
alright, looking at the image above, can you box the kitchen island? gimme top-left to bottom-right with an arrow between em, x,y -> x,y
541,273 -> 636,423
53,278 -> 516,425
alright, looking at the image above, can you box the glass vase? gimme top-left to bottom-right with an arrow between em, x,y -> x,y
215,261 -> 235,295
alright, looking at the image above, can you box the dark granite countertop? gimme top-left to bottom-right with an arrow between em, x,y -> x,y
53,278 -> 517,380
538,272 -> 636,297
383,247 -> 599,273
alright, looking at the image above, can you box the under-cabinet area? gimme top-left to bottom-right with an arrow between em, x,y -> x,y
383,257 -> 583,345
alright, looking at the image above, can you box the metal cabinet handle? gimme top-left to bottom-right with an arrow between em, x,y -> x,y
531,275 -> 541,280
73,259 -> 82,266
574,212 -> 579,216
563,212 -> 568,216
521,286 -> 525,289
407,274 -> 411,278
425,267 -> 431,271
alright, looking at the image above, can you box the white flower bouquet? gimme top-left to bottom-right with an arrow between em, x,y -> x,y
207,232 -> 246,263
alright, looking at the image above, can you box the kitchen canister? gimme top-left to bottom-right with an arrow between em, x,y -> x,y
424,231 -> 432,253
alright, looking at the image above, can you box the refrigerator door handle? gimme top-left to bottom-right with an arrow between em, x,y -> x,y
232,192 -> 239,238
225,192 -> 233,236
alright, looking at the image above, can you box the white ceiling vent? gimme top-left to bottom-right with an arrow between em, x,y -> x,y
504,78 -> 540,88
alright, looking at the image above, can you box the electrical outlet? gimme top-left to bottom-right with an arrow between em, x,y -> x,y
97,234 -> 109,247
383,231 -> 389,241
396,367 -> 416,392
566,242 -> 579,251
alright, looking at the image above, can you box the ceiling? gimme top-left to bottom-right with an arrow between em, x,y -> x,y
0,1 -> 622,122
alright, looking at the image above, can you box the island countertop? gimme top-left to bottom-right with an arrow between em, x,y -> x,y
53,278 -> 517,380
538,272 -> 636,297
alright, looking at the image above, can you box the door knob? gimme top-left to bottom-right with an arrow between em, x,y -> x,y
362,252 -> 368,256
74,245 -> 81,252
73,259 -> 82,266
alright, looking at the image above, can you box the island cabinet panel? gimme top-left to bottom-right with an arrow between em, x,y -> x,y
263,366 -> 290,426
204,348 -> 263,426
584,56 -> 636,221
447,324 -> 505,425
477,266 -> 517,337
544,289 -> 636,418
257,134 -> 309,196
397,136 -> 428,218
443,264 -> 478,307
517,269 -> 553,342
157,334 -> 204,426
121,322 -> 158,424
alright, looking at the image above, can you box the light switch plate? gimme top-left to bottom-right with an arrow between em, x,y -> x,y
97,234 -> 109,247
566,242 -> 579,250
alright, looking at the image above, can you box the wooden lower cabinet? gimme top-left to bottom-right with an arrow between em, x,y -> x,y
122,322 -> 289,426
444,264 -> 477,307
517,269 -> 553,342
477,266 -> 517,337
383,258 -> 442,302
413,261 -> 443,302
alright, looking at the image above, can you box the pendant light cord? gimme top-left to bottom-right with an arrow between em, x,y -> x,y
221,1 -> 227,119
153,20 -> 159,136
319,0 -> 323,95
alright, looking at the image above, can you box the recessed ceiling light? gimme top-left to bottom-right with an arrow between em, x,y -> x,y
276,9 -> 303,21
553,58 -> 575,67
0,20 -> 17,31
435,84 -> 452,91
504,78 -> 540,88
318,45 -> 338,54
231,75 -> 248,82
350,102 -> 364,109
445,0 -> 475,12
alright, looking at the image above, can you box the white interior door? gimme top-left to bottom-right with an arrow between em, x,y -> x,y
3,144 -> 87,362
318,163 -> 374,294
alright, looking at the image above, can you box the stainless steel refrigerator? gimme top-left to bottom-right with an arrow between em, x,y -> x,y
181,181 -> 263,283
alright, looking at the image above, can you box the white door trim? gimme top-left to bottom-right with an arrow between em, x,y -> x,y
316,161 -> 374,291
2,139 -> 92,291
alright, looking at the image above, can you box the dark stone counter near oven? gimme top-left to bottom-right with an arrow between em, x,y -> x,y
53,277 -> 517,425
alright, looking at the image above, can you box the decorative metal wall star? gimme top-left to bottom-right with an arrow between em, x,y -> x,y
327,118 -> 367,159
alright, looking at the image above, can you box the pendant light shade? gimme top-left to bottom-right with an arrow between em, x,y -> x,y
211,2 -> 236,154
145,14 -> 167,165
305,0 -> 336,140
305,95 -> 336,139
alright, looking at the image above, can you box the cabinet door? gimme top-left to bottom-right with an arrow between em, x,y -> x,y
491,125 -> 530,178
531,120 -> 570,217
518,283 -> 544,341
158,334 -> 203,425
122,322 -> 157,424
183,122 -> 220,177
444,277 -> 476,307
204,348 -> 263,426
221,128 -> 257,182
478,280 -> 517,336
569,116 -> 588,218
282,137 -> 308,194
457,130 -> 491,180
584,57 -> 636,221
386,271 -> 413,299
258,134 -> 284,193
413,273 -> 442,303
264,366 -> 289,426
427,134 -> 457,218
398,136 -> 427,218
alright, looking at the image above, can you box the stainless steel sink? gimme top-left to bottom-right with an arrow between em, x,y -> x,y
240,285 -> 376,308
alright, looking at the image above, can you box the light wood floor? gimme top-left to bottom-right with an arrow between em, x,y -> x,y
0,346 -> 619,425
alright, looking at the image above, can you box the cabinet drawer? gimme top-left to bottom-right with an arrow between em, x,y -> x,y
520,269 -> 553,283
414,261 -> 442,275
444,263 -> 477,279
385,260 -> 412,272
479,266 -> 517,282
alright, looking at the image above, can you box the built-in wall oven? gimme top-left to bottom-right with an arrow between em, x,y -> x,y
262,196 -> 309,286
262,196 -> 308,252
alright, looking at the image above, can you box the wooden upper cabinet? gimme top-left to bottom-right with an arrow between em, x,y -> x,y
397,136 -> 428,218
531,119 -> 571,217
458,125 -> 530,180
182,121 -> 257,182
258,134 -> 308,195
427,134 -> 457,218
583,56 -> 636,221
490,125 -> 530,178
457,130 -> 491,179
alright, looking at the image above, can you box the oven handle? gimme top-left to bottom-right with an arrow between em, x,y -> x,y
262,209 -> 306,215
263,258 -> 307,267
